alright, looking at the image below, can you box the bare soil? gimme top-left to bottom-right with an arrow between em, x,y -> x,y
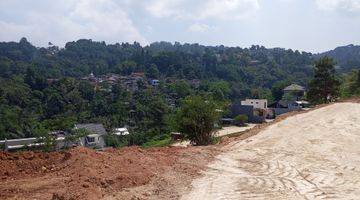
2,100 -> 359,200
0,146 -> 218,200
182,102 -> 360,200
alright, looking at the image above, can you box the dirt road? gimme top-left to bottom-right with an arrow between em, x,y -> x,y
182,103 -> 360,200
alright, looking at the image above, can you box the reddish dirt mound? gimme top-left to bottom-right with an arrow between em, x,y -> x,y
0,146 -> 217,200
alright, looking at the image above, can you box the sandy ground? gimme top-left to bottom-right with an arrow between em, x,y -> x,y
216,125 -> 257,137
172,125 -> 257,147
181,103 -> 360,200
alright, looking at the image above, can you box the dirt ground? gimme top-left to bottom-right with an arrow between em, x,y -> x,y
0,146 -> 218,200
1,101 -> 360,200
181,102 -> 360,200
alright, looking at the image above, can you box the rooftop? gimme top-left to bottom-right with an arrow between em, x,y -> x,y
283,84 -> 305,91
75,123 -> 107,135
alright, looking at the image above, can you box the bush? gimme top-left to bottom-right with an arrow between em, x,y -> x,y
142,137 -> 171,148
234,115 -> 248,126
174,96 -> 221,146
104,134 -> 128,148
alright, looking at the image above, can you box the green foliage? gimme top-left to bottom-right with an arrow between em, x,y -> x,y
317,44 -> 360,73
340,70 -> 360,97
65,128 -> 90,143
282,92 -> 296,101
142,137 -> 171,148
234,115 -> 248,126
174,96 -> 221,146
307,57 -> 341,104
0,38 -> 359,145
104,134 -> 128,148
271,81 -> 290,101
167,80 -> 193,99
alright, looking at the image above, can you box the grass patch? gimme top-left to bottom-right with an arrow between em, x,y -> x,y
142,137 -> 172,148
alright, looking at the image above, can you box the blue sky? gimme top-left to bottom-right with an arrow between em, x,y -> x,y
0,0 -> 359,53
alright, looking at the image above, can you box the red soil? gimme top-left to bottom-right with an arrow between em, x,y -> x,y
0,146 -> 217,200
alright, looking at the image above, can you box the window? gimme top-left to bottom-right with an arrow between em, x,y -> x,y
256,102 -> 259,104
87,136 -> 95,143
264,102 -> 267,108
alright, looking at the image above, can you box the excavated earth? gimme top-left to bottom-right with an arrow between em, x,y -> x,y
1,100 -> 359,200
182,102 -> 360,200
0,146 -> 218,200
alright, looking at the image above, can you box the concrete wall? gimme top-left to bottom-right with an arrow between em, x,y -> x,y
274,107 -> 301,116
241,99 -> 268,109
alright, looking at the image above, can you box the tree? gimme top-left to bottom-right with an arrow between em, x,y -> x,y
271,81 -> 289,101
307,57 -> 340,104
174,96 -> 221,145
357,70 -> 360,88
208,81 -> 231,101
146,64 -> 160,78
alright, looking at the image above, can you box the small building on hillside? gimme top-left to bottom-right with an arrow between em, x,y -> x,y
230,104 -> 266,123
150,79 -> 160,86
269,100 -> 304,116
283,84 -> 305,100
113,127 -> 130,136
74,123 -> 107,149
241,99 -> 268,109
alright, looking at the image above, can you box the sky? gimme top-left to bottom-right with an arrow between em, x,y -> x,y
0,0 -> 359,53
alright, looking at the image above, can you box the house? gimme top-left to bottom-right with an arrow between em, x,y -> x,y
283,84 -> 305,100
230,104 -> 266,123
113,127 -> 130,136
269,100 -> 303,116
74,123 -> 107,149
241,99 -> 268,109
170,132 -> 183,141
0,124 -> 108,151
118,72 -> 147,92
150,79 -> 160,86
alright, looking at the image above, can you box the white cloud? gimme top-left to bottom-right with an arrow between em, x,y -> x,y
0,0 -> 148,47
315,0 -> 360,12
187,23 -> 213,32
146,0 -> 260,20
146,0 -> 187,18
200,0 -> 260,20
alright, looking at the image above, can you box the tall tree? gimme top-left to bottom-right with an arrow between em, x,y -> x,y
307,57 -> 340,104
357,70 -> 360,88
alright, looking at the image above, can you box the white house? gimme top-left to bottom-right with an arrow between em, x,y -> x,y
114,127 -> 130,136
241,99 -> 268,109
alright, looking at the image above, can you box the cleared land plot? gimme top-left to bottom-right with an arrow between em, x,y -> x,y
182,103 -> 360,200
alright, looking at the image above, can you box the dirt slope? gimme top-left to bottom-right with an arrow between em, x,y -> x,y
0,146 -> 217,200
182,103 -> 360,200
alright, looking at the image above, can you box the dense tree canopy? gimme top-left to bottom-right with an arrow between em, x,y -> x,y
0,38 -> 358,143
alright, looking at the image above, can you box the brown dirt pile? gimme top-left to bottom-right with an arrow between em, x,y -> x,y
0,146 -> 217,200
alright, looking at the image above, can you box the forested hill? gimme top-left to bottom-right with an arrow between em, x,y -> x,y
0,38 -> 359,141
316,44 -> 360,72
1,38 -> 315,88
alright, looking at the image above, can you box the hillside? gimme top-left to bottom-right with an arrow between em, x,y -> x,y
2,102 -> 360,199
316,44 -> 360,73
0,38 -> 359,142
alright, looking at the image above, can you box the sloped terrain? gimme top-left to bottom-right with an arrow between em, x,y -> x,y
182,103 -> 360,200
0,146 -> 218,200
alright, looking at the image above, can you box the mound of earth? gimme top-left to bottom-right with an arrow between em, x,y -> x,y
0,146 -> 218,200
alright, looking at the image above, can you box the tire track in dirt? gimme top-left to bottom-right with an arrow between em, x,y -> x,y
181,103 -> 360,200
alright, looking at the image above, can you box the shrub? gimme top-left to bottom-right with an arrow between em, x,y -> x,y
234,115 -> 248,126
104,134 -> 128,148
174,96 -> 221,146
